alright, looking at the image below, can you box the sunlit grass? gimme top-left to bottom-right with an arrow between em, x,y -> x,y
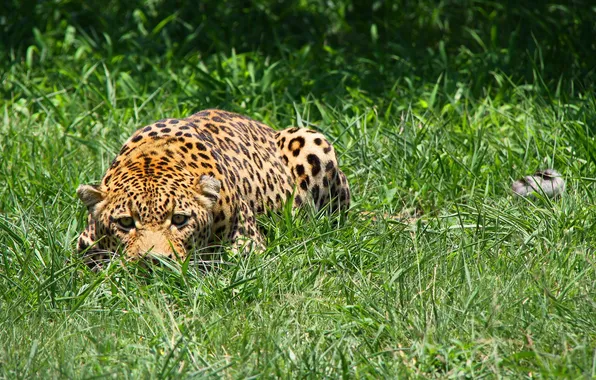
1,1 -> 595,377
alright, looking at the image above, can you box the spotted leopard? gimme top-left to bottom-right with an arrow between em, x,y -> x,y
77,109 -> 350,268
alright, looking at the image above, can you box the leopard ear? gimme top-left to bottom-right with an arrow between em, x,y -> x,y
77,184 -> 105,207
195,175 -> 221,208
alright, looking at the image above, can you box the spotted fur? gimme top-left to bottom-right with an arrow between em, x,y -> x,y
77,109 -> 350,268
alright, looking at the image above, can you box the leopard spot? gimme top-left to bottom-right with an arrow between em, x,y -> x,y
289,137 -> 305,152
307,154 -> 321,176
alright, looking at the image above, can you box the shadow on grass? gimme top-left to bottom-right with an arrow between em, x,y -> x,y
2,0 -> 595,97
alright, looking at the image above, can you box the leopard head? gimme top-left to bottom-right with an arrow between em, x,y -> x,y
77,174 -> 221,263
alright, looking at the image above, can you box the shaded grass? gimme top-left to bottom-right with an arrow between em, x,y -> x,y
1,1 -> 596,378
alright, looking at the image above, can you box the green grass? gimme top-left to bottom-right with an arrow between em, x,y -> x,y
1,1 -> 595,377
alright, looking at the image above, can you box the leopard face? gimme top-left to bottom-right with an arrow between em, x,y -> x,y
78,173 -> 221,261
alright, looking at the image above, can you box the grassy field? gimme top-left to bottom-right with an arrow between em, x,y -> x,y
1,1 -> 595,377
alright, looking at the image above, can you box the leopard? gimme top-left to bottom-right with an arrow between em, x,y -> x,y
77,109 -> 350,269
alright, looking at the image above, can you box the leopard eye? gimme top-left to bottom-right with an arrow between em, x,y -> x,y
171,214 -> 189,227
116,216 -> 135,230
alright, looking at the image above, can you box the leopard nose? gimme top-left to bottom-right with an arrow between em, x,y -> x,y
134,231 -> 177,260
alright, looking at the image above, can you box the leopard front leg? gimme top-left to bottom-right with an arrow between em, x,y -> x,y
227,200 -> 265,254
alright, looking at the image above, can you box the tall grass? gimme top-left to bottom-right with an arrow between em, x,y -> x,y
1,1 -> 595,377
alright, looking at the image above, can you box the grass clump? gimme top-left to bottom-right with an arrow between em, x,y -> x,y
1,0 -> 595,377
